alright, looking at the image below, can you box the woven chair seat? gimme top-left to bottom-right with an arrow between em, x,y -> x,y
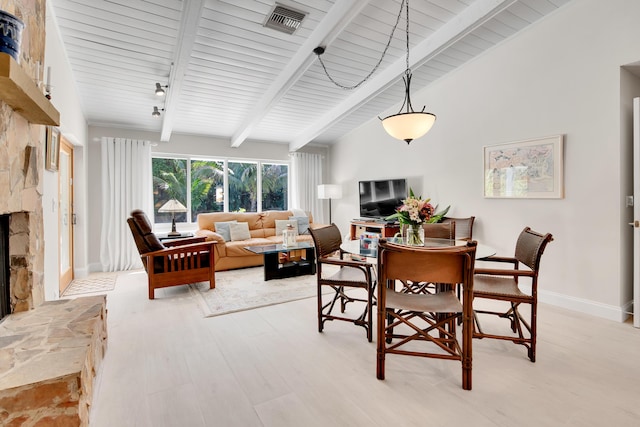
323,266 -> 369,285
474,274 -> 528,299
386,289 -> 462,313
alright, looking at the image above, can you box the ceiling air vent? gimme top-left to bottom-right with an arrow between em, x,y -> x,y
264,4 -> 306,35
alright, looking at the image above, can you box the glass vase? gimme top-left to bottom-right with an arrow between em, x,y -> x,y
405,224 -> 424,246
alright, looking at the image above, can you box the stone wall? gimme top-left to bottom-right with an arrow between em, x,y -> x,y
0,0 -> 47,312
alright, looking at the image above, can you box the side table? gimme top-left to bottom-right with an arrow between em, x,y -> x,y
158,232 -> 194,242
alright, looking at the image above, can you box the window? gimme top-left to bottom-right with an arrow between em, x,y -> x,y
191,159 -> 224,218
152,158 -> 187,224
262,163 -> 288,211
152,156 -> 289,224
229,161 -> 257,212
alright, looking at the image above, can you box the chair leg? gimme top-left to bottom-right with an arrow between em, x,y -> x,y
529,300 -> 537,362
376,307 -> 386,380
317,283 -> 324,333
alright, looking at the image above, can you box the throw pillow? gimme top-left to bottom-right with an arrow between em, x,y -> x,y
230,222 -> 251,241
275,219 -> 298,236
214,220 -> 237,242
289,216 -> 309,234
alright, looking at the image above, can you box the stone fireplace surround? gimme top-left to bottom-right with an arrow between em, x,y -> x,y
0,1 -> 106,425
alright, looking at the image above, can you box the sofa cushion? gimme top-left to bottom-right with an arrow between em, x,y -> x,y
215,220 -> 237,242
275,219 -> 298,237
230,222 -> 251,241
226,238 -> 274,257
289,216 -> 309,234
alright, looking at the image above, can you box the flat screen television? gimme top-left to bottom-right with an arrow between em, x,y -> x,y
358,178 -> 407,219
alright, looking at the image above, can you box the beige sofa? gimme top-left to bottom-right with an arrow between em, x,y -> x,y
195,210 -> 325,271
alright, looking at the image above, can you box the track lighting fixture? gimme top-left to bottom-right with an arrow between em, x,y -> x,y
155,82 -> 167,96
152,106 -> 164,117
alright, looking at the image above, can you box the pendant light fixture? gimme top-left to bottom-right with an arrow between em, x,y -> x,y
314,0 -> 435,144
380,0 -> 435,144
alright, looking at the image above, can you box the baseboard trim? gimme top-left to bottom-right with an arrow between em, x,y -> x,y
539,289 -> 629,323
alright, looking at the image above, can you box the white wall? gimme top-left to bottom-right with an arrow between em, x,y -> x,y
329,0 -> 640,321
43,2 -> 89,299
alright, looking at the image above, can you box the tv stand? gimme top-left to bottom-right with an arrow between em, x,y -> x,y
350,219 -> 400,240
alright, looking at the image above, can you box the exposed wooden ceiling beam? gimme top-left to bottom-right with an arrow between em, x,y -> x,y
229,0 -> 372,148
160,0 -> 205,142
289,0 -> 516,151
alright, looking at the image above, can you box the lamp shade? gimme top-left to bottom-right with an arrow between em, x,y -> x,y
381,111 -> 436,144
317,184 -> 342,200
158,199 -> 187,213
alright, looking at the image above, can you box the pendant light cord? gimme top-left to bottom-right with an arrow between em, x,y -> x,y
315,0 -> 408,90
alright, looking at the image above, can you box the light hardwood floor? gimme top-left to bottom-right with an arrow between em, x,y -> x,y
86,270 -> 640,427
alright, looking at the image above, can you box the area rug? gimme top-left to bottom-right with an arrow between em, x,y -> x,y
62,271 -> 120,296
190,265 -> 338,317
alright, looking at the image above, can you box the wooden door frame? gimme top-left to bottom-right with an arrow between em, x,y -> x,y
59,136 -> 74,294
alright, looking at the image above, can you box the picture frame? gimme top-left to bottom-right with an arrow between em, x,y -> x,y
483,134 -> 564,199
45,126 -> 60,171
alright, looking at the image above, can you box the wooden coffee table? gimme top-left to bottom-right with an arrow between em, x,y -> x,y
245,242 -> 316,281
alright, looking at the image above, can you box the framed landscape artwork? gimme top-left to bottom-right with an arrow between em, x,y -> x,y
483,135 -> 564,199
45,126 -> 60,171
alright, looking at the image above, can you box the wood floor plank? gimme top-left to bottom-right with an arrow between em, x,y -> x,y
89,270 -> 640,427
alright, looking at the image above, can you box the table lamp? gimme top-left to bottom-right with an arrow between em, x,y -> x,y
158,199 -> 187,236
317,184 -> 342,224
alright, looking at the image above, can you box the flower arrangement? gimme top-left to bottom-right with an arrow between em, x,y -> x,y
385,188 -> 450,245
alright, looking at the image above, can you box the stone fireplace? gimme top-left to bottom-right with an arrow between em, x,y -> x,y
0,211 -> 42,321
0,0 -> 47,318
0,214 -> 8,319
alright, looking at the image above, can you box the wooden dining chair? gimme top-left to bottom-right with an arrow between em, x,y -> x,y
473,227 -> 553,362
376,239 -> 477,390
442,216 -> 475,240
423,221 -> 456,239
308,225 -> 376,341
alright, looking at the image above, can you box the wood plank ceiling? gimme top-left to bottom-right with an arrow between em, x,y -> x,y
50,0 -> 571,150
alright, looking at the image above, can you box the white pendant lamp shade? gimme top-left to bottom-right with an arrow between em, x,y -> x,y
381,112 -> 436,144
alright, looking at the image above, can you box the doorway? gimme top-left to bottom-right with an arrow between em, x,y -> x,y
59,136 -> 74,295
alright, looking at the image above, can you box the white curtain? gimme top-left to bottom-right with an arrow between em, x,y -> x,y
100,138 -> 152,271
290,152 -> 325,222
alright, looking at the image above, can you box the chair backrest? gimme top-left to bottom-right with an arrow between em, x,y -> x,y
378,239 -> 476,285
442,216 -> 475,240
127,209 -> 165,256
514,227 -> 553,272
308,224 -> 342,258
422,222 -> 456,239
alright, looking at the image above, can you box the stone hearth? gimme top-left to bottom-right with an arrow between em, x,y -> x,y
0,296 -> 107,426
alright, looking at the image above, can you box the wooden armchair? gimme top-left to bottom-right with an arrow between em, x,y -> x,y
127,210 -> 216,299
376,239 -> 477,390
442,216 -> 475,240
423,221 -> 456,239
473,227 -> 553,361
308,224 -> 376,342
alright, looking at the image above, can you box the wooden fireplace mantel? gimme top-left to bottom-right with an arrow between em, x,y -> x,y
0,53 -> 60,126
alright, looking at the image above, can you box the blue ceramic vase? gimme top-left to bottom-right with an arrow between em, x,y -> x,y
0,10 -> 24,62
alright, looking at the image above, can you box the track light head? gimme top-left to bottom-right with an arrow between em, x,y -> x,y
152,106 -> 163,117
155,82 -> 167,96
